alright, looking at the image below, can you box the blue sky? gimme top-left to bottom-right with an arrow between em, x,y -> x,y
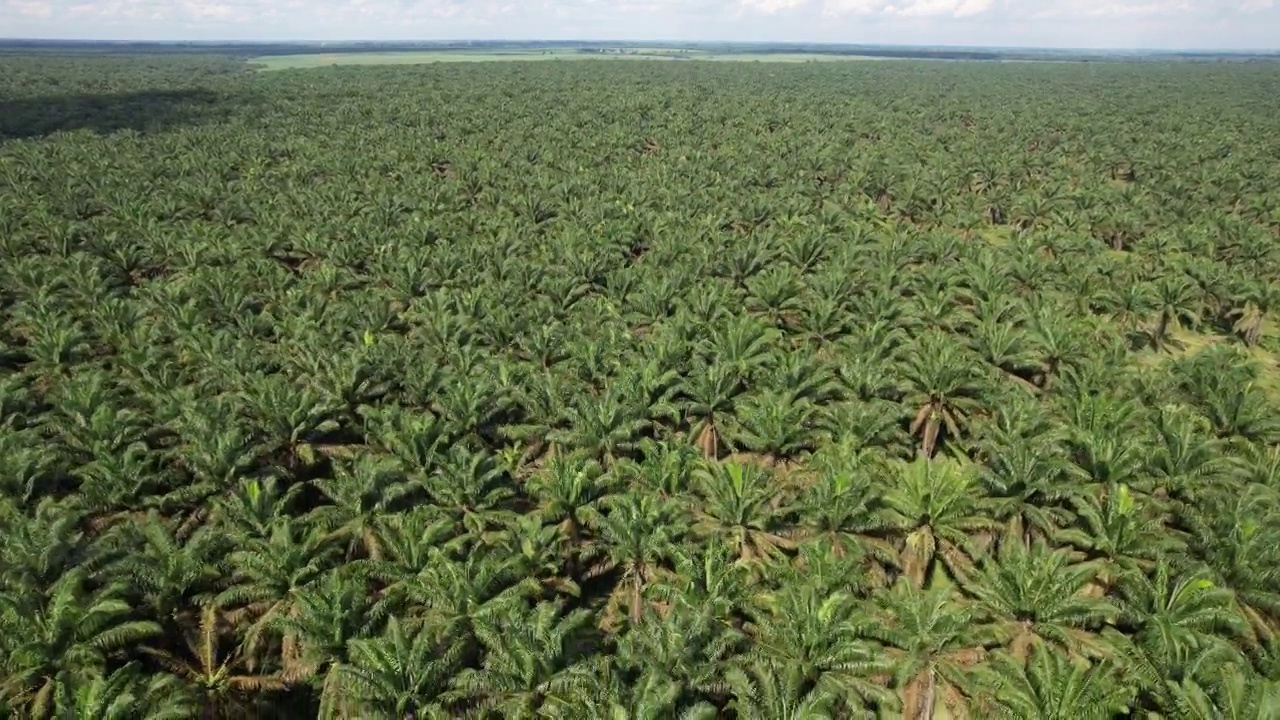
2,0 -> 1277,50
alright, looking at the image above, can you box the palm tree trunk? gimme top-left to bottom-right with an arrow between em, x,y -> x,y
917,668 -> 936,720
630,572 -> 643,625
1156,310 -> 1170,347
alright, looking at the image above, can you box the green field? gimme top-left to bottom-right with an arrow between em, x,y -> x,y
250,49 -> 884,70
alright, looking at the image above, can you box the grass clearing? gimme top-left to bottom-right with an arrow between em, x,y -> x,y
1140,328 -> 1280,402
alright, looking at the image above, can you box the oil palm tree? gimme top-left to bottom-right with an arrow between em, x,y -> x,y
744,583 -> 890,711
793,460 -> 896,575
1,571 -> 161,718
690,461 -> 795,564
582,493 -> 685,627
142,604 -> 287,718
973,646 -> 1133,719
330,616 -> 464,719
1114,559 -> 1245,679
883,457 -> 995,587
444,602 -> 600,718
898,333 -> 988,457
868,580 -> 991,720
965,539 -> 1118,661
309,454 -> 420,560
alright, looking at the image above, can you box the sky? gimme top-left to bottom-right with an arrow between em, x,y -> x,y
1,0 -> 1278,50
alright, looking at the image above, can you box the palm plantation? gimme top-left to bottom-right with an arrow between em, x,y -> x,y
2,52 -> 1280,717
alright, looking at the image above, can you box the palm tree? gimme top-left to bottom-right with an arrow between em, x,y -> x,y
582,493 -> 685,627
745,583 -> 890,710
1065,483 -> 1182,593
793,461 -> 895,573
973,646 -> 1133,719
868,580 -> 991,720
215,516 -> 338,664
1114,560 -> 1245,680
965,539 -> 1117,661
1169,661 -> 1280,719
374,550 -> 537,664
1183,487 -> 1280,645
727,391 -> 824,464
1145,274 -> 1201,352
109,512 -> 225,625
680,360 -> 743,459
1143,406 -> 1235,503
978,436 -> 1079,544
615,606 -> 742,709
1223,278 -> 1277,347
898,333 -> 988,457
330,616 -> 464,719
269,570 -> 378,706
423,445 -> 518,542
526,454 -> 613,550
883,457 -> 994,587
723,661 -> 841,720
1172,347 -> 1280,445
2,571 -> 161,717
445,602 -> 599,718
309,454 -> 421,560
650,543 -> 752,630
46,663 -> 194,720
142,604 -> 287,719
690,461 -> 795,564
548,391 -> 649,469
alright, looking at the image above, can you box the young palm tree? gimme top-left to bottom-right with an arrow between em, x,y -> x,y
445,602 -> 600,718
142,604 -> 287,718
329,616 -> 464,719
973,646 -> 1133,719
965,539 -> 1117,661
898,333 -> 988,457
690,461 -> 795,564
883,457 -> 995,587
1,572 -> 161,718
868,580 -> 991,720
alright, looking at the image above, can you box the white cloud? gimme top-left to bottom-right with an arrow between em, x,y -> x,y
0,0 -> 1276,49
740,0 -> 810,14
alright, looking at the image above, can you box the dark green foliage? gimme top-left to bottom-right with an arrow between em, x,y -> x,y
3,53 -> 1280,718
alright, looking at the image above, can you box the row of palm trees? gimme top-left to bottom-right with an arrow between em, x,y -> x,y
2,53 -> 1280,718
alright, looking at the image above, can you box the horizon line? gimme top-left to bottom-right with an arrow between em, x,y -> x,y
2,38 -> 1279,54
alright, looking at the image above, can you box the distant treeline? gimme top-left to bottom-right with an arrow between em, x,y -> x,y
1,39 -> 1277,63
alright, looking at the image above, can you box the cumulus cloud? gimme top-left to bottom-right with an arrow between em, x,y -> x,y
0,0 -> 1276,48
